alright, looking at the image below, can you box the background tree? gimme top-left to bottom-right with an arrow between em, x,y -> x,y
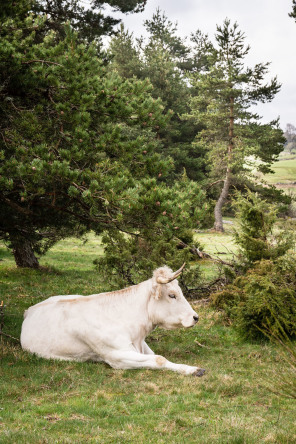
233,190 -> 294,265
141,10 -> 208,182
284,123 -> 296,154
108,9 -> 208,183
107,25 -> 143,79
185,19 -> 285,232
32,0 -> 147,43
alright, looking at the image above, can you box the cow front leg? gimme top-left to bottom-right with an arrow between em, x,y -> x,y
106,351 -> 205,376
142,341 -> 155,355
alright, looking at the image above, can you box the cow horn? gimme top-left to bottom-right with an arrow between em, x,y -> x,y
156,263 -> 186,284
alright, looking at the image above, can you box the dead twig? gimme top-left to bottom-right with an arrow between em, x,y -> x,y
194,339 -> 208,348
21,59 -> 63,67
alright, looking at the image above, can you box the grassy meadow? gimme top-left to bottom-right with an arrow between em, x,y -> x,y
1,155 -> 296,443
259,152 -> 296,200
264,155 -> 296,185
1,229 -> 296,444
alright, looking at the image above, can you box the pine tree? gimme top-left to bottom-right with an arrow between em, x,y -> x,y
284,124 -> 296,154
0,0 -> 147,43
0,12 -> 172,267
186,19 -> 285,231
290,1 -> 296,21
0,6 -> 209,276
108,10 -> 207,182
233,190 -> 294,264
107,25 -> 143,78
32,0 -> 147,42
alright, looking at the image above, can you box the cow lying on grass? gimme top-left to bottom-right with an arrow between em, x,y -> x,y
21,264 -> 205,376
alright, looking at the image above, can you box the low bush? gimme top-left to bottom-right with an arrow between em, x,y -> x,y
212,254 -> 296,339
93,177 -> 208,292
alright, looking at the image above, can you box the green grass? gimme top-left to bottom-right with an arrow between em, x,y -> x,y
255,155 -> 296,202
264,158 -> 296,185
257,154 -> 296,215
1,235 -> 296,443
195,219 -> 238,281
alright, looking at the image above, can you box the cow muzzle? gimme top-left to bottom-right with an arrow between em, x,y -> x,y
182,312 -> 199,328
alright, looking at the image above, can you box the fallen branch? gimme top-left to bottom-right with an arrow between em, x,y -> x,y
176,238 -> 236,266
194,339 -> 208,348
199,250 -> 235,267
176,240 -> 204,257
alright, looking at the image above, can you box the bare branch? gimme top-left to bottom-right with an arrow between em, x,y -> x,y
22,59 -> 63,67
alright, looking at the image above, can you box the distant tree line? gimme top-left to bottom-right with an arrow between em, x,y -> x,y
284,124 -> 296,154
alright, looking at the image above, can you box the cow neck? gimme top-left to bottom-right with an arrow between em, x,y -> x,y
146,279 -> 162,331
130,279 -> 155,337
90,280 -> 155,335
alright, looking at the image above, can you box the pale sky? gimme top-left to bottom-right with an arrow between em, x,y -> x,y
104,0 -> 296,130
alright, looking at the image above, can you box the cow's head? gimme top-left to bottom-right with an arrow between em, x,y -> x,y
149,264 -> 199,329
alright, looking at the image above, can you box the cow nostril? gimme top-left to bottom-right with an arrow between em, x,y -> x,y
193,315 -> 199,322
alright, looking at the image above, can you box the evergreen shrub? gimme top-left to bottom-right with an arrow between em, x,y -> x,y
212,255 -> 296,339
212,190 -> 296,339
233,190 -> 294,265
94,178 -> 207,292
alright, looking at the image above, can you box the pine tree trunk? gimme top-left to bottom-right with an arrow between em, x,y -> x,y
214,167 -> 231,232
10,236 -> 39,268
213,95 -> 234,232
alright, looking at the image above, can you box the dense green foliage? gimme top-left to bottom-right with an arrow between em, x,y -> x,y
233,190 -> 294,264
108,10 -> 207,182
212,191 -> 296,339
0,10 -> 173,265
212,256 -> 296,339
0,6 -> 209,275
95,177 -> 207,289
3,0 -> 147,43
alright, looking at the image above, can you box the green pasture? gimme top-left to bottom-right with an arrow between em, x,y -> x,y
264,158 -> 296,185
194,218 -> 237,281
259,154 -> 296,200
1,233 -> 296,443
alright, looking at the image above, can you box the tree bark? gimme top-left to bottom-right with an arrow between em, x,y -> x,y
10,236 -> 39,268
214,95 -> 234,232
214,167 -> 231,232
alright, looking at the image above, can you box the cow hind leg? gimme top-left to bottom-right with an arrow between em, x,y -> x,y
106,351 -> 205,376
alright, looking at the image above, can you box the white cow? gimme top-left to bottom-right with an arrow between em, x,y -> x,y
21,264 -> 205,376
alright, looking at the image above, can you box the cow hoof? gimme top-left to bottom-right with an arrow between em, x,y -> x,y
192,368 -> 206,377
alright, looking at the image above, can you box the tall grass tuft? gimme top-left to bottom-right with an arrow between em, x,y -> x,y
267,327 -> 296,399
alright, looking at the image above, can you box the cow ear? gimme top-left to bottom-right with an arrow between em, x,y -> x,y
151,283 -> 162,300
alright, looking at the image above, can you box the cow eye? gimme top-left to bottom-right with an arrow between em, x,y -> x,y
169,294 -> 176,299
